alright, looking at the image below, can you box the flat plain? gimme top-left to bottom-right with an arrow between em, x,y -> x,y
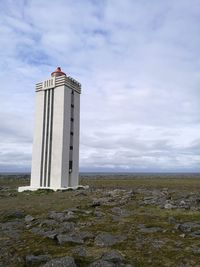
1,174 -> 200,267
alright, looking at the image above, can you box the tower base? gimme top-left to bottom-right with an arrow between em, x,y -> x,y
18,185 -> 89,192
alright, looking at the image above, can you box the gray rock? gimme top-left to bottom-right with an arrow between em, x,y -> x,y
179,200 -> 186,205
177,222 -> 200,233
62,208 -> 77,214
92,197 -> 115,207
91,200 -> 101,207
190,231 -> 200,237
107,189 -> 126,197
138,225 -> 162,233
164,203 -> 174,209
56,232 -> 84,245
8,210 -> 25,219
75,191 -> 87,196
80,231 -> 94,240
178,200 -> 190,210
168,216 -> 177,224
42,256 -> 77,267
71,246 -> 87,257
84,210 -> 93,215
48,211 -> 76,222
101,250 -> 124,263
191,246 -> 200,254
92,198 -> 107,207
111,207 -> 130,217
88,260 -> 115,267
43,230 -> 59,239
39,220 -> 75,234
31,227 -> 58,239
26,254 -> 51,266
89,260 -> 132,267
151,239 -> 166,248
95,232 -> 126,247
39,219 -> 59,227
94,210 -> 106,218
0,220 -> 24,239
111,215 -> 122,222
25,215 -> 35,223
61,221 -> 76,232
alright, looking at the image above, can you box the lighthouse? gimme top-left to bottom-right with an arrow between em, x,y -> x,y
19,67 -> 82,191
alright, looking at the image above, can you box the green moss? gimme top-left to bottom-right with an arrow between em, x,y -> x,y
2,175 -> 200,266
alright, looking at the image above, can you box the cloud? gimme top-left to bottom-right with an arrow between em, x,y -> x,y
0,0 -> 199,172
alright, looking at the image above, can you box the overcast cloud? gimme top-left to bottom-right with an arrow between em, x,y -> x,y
0,0 -> 199,172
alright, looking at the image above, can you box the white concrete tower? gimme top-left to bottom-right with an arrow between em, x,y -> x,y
19,67 -> 82,192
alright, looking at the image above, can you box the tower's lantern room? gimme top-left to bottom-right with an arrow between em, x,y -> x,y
51,67 -> 66,77
19,67 -> 82,192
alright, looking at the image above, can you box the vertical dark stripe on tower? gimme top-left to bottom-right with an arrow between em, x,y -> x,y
68,89 -> 74,186
40,90 -> 47,187
47,89 -> 54,187
44,89 -> 50,187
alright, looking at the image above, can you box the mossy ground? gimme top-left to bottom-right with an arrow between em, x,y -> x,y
1,174 -> 200,266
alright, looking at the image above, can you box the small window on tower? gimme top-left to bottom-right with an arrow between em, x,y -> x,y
70,146 -> 73,150
69,161 -> 73,173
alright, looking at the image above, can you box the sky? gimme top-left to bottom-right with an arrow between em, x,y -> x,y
0,0 -> 200,173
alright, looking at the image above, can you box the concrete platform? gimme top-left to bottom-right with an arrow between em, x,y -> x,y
18,185 -> 89,192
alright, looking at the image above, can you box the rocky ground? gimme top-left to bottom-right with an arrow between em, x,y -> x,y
1,174 -> 200,266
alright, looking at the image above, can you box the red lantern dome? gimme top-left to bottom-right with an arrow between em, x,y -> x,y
51,67 -> 66,77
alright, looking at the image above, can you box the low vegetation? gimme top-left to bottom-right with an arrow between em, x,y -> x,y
0,174 -> 200,266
